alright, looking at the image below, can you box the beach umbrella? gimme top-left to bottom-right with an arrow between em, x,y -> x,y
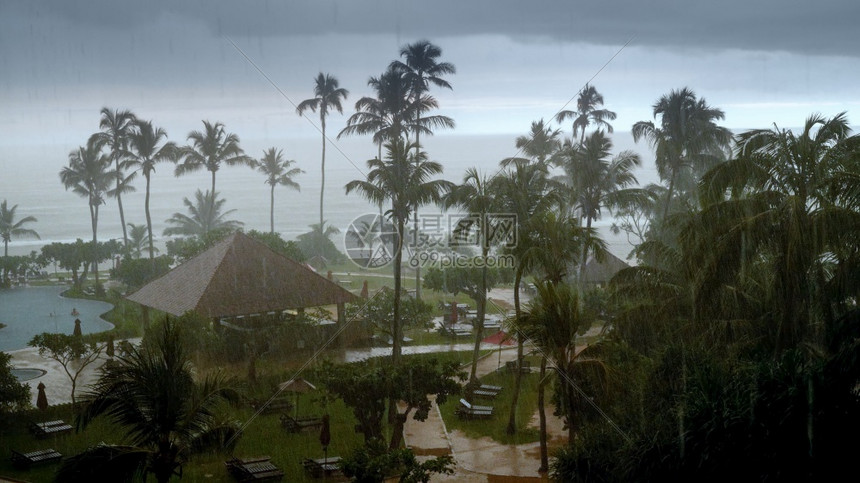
319,414 -> 331,472
360,280 -> 369,298
482,330 -> 516,369
278,378 -> 317,418
450,302 -> 458,325
327,270 -> 333,281
36,382 -> 48,411
73,318 -> 82,337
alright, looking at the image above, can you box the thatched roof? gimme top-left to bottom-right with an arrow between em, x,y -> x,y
126,232 -> 357,318
582,251 -> 630,284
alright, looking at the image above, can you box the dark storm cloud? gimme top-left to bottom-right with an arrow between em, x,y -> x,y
5,0 -> 857,57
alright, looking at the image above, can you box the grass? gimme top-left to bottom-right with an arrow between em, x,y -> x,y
439,356 -> 544,445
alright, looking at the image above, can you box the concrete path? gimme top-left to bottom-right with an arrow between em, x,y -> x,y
403,344 -> 565,482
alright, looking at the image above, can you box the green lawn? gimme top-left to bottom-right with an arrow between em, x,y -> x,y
439,357 -> 544,445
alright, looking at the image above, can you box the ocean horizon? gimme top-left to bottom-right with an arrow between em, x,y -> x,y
1,132 -> 659,261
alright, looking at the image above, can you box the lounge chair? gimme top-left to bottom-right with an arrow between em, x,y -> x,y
280,414 -> 324,433
302,456 -> 343,478
30,420 -> 73,438
225,456 -> 284,482
456,399 -> 494,419
10,448 -> 62,468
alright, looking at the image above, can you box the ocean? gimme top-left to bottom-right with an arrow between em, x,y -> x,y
0,132 -> 658,261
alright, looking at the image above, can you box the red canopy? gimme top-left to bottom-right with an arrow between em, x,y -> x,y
482,330 -> 515,346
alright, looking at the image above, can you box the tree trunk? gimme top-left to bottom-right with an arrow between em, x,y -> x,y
211,170 -> 217,198
145,174 -> 155,263
320,115 -> 326,230
414,118 -> 421,300
270,184 -> 275,234
506,266 -> 525,435
579,215 -> 593,288
115,160 -> 128,249
661,167 -> 677,225
90,201 -> 100,294
469,249 -> 490,383
538,356 -> 549,472
389,216 -> 404,424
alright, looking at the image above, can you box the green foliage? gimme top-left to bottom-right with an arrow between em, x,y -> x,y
61,318 -> 240,483
345,288 -> 434,340
340,439 -> 454,483
0,352 -> 30,416
296,222 -> 345,264
29,332 -> 103,404
317,357 -> 464,449
246,229 -> 306,261
109,255 -> 171,290
422,265 -> 501,300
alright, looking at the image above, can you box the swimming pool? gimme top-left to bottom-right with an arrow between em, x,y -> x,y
0,285 -> 114,352
12,368 -> 47,381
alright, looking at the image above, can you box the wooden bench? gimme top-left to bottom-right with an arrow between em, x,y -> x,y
30,420 -> 73,438
10,448 -> 62,468
455,399 -> 494,419
280,415 -> 324,433
225,456 -> 284,482
302,456 -> 342,479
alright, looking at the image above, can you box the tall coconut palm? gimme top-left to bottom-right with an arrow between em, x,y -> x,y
163,190 -> 243,238
60,137 -> 115,293
254,148 -> 303,234
392,41 -> 456,300
490,159 -> 559,434
0,200 -> 40,283
339,66 -> 414,159
443,168 -> 498,383
346,138 -> 452,366
56,318 -> 239,483
555,84 -> 617,144
297,73 -> 349,229
175,120 -> 253,195
126,120 -> 177,260
632,88 -> 732,223
562,131 -> 643,282
92,108 -> 137,248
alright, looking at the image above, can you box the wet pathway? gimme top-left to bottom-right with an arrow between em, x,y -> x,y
403,345 -> 562,481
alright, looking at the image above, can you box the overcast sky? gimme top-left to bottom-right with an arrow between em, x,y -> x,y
2,0 -> 858,150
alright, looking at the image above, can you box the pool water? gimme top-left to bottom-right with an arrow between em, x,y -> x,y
0,285 -> 114,352
12,368 -> 46,381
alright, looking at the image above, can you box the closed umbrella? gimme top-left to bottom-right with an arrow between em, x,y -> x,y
73,319 -> 82,337
319,414 -> 331,475
450,302 -> 458,325
36,382 -> 48,411
360,280 -> 369,298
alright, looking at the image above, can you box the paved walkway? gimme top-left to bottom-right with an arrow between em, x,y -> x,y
403,345 -> 565,482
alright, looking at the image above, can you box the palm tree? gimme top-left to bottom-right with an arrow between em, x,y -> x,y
56,318 -> 239,483
392,41 -> 456,300
698,112 -> 860,353
490,159 -> 559,434
504,119 -> 562,168
92,108 -> 137,248
443,168 -> 498,383
126,223 -> 154,259
338,66 -> 414,159
632,87 -> 732,223
163,190 -> 243,238
175,121 -> 252,195
562,131 -> 643,282
0,200 -> 39,283
254,148 -> 303,233
555,84 -> 617,144
346,138 -> 452,366
126,120 -> 177,260
296,73 -> 349,229
60,137 -> 115,293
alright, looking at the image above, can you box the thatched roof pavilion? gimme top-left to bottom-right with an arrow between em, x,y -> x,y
126,232 -> 357,319
582,251 -> 631,286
